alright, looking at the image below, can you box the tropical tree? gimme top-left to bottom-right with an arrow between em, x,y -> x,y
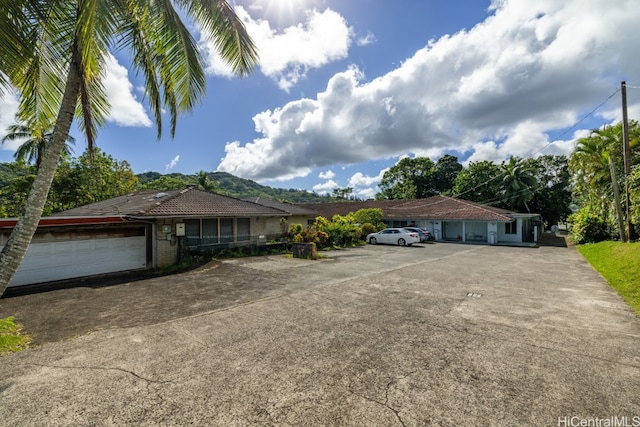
377,157 -> 436,200
569,125 -> 627,240
138,175 -> 191,191
526,155 -> 572,228
500,156 -> 537,212
433,154 -> 463,195
0,1 -> 258,295
452,160 -> 502,204
51,148 -> 139,210
2,122 -> 75,168
197,170 -> 219,192
0,163 -> 38,218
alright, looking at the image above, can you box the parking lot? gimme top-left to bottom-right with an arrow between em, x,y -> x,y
1,243 -> 639,426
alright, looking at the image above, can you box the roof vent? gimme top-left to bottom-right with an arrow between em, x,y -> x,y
153,192 -> 169,199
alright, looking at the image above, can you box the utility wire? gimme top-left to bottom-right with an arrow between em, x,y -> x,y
529,88 -> 621,157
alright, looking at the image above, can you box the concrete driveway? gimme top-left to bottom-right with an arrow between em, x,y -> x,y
1,243 -> 639,426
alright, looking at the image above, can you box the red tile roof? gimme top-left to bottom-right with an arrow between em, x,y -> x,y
299,196 -> 519,222
385,196 -> 516,222
53,188 -> 289,218
298,200 -> 409,219
243,196 -> 317,216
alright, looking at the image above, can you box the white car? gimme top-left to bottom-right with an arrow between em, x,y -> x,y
366,228 -> 421,246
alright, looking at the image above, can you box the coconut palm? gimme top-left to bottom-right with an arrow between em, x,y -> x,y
500,156 -> 537,212
2,123 -> 75,168
0,1 -> 258,294
570,124 -> 631,240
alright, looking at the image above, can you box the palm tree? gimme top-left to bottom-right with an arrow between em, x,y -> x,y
500,157 -> 537,212
0,1 -> 258,295
570,125 -> 627,240
2,122 -> 75,168
197,170 -> 218,192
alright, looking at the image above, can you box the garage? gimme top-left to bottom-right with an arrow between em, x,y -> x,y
1,218 -> 149,288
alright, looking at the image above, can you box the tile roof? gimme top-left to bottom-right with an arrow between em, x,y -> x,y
298,196 -> 520,222
53,188 -> 289,218
297,200 -> 409,219
385,196 -> 516,222
242,196 -> 317,216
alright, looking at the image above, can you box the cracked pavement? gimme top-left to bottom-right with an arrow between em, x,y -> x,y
1,243 -> 639,426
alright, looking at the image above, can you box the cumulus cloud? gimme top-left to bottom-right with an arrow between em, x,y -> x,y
319,170 -> 335,179
348,168 -> 389,200
348,168 -> 389,188
0,90 -> 20,151
357,32 -> 376,46
312,179 -> 338,194
103,54 -> 152,127
165,155 -> 180,171
217,0 -> 640,181
202,6 -> 352,91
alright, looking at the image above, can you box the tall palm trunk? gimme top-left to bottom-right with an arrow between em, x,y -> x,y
0,57 -> 81,294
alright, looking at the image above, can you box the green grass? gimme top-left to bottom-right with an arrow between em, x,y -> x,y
0,316 -> 31,355
578,241 -> 640,316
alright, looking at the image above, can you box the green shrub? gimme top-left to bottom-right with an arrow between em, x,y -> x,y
360,223 -> 377,239
568,208 -> 614,244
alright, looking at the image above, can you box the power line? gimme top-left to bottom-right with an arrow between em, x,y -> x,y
530,88 -> 621,157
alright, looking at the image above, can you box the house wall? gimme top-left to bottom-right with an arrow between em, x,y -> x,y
154,217 -> 271,267
443,221 -> 463,240
497,219 -> 521,243
263,215 -> 294,238
465,222 -> 488,242
488,222 -> 498,244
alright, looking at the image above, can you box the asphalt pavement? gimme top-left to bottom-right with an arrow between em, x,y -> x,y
0,243 -> 639,426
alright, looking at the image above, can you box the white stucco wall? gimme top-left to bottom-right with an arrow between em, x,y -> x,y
497,219 -> 521,243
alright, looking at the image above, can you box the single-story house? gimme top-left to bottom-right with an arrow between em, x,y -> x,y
299,196 -> 541,245
1,191 -> 540,288
1,187 -> 289,288
242,196 -> 318,234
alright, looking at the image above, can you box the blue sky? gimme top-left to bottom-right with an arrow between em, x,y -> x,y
2,0 -> 640,199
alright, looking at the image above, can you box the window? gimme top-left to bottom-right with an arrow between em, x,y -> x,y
505,221 -> 517,235
237,218 -> 250,241
202,219 -> 218,244
184,219 -> 200,239
220,218 -> 233,243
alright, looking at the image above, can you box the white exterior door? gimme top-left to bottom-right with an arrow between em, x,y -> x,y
6,235 -> 147,288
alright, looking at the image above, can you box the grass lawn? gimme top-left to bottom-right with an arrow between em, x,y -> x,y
0,316 -> 31,355
578,241 -> 640,316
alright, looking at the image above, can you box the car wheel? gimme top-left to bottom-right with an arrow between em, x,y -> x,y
398,238 -> 406,246
369,237 -> 377,245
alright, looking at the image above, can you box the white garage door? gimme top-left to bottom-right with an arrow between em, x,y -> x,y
6,236 -> 147,287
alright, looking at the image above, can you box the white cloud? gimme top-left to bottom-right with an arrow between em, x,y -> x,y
357,32 -> 376,46
103,54 -> 152,127
217,0 -> 640,181
319,170 -> 335,179
348,168 -> 389,188
347,168 -> 389,200
0,90 -> 20,151
355,187 -> 377,200
202,6 -> 352,91
312,179 -> 338,194
165,155 -> 180,171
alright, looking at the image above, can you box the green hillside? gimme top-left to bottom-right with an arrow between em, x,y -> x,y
136,170 -> 329,203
